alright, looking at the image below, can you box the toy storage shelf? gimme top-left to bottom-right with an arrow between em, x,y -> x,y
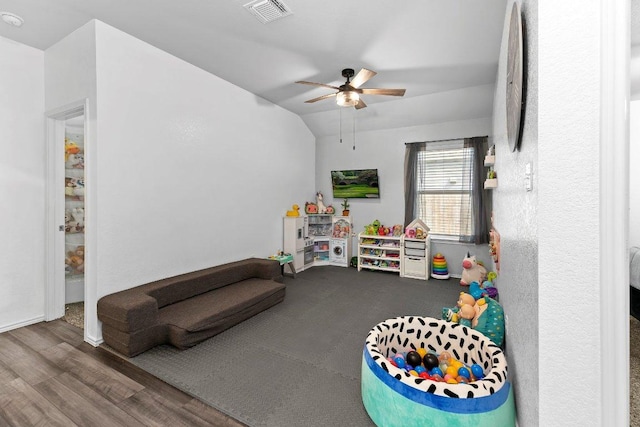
357,233 -> 402,274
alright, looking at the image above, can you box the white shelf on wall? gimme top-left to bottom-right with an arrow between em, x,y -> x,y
484,178 -> 498,189
484,155 -> 495,166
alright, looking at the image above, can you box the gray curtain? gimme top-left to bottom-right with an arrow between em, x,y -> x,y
460,136 -> 491,244
404,142 -> 424,227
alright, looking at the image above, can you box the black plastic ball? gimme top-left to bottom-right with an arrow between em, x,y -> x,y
406,351 -> 422,368
423,353 -> 439,370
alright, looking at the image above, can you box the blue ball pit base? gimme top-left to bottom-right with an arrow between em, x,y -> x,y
361,355 -> 515,426
361,316 -> 516,427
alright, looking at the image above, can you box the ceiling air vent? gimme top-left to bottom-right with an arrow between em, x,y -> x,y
244,0 -> 292,24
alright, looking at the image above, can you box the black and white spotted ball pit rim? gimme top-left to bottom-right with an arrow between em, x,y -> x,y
364,316 -> 508,399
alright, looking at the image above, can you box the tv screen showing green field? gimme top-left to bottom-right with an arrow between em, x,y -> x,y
331,169 -> 380,199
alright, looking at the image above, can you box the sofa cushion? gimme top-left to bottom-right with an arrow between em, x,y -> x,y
166,289 -> 286,350
157,278 -> 285,332
631,246 -> 640,290
145,258 -> 282,308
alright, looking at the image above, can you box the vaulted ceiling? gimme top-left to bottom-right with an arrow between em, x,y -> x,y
1,0 -> 510,136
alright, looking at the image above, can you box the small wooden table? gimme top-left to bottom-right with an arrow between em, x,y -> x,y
268,254 -> 296,278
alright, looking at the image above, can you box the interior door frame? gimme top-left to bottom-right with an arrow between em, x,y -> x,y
44,99 -> 88,329
600,0 -> 629,424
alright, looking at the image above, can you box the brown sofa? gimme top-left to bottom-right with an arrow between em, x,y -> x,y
97,258 -> 285,357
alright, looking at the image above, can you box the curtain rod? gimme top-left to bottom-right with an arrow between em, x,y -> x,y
404,135 -> 488,145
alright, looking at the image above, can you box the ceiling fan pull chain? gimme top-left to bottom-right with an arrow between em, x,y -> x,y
353,112 -> 356,150
339,107 -> 343,143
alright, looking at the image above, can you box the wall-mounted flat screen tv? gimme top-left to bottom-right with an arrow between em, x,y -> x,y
331,169 -> 380,199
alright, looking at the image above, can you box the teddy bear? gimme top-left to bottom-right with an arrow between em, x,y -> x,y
66,245 -> 85,274
65,177 -> 76,197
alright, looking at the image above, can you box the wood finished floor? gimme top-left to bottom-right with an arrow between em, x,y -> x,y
0,319 -> 246,427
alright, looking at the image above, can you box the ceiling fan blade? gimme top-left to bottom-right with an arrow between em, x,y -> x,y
359,88 -> 406,97
295,81 -> 341,90
305,93 -> 337,103
354,98 -> 367,109
350,68 -> 377,88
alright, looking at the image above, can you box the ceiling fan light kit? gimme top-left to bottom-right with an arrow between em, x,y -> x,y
336,91 -> 359,107
296,67 -> 405,110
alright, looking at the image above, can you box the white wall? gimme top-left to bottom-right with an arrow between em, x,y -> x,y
0,36 -> 45,332
90,22 -> 315,341
493,1 -> 615,425
41,20 -> 316,342
315,116 -> 493,273
490,1 -> 538,425
538,0 -> 605,424
631,100 -> 640,247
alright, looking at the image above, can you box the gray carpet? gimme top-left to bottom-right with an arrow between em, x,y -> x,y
129,266 -> 463,427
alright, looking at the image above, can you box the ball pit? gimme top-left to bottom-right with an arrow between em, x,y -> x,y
361,316 -> 515,426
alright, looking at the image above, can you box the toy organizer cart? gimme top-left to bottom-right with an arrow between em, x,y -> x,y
361,316 -> 516,427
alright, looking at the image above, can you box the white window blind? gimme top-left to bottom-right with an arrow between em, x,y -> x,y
415,143 -> 474,236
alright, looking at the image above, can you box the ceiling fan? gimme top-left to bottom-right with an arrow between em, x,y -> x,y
295,68 -> 406,110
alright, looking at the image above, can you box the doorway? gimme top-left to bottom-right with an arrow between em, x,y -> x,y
45,100 -> 88,333
63,114 -> 85,328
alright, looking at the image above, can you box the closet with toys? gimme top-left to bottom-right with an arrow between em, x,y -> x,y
64,116 -> 85,304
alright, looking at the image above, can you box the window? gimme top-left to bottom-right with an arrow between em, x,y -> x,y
414,141 -> 473,237
404,137 -> 489,244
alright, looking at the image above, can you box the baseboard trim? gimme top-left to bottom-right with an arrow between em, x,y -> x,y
0,315 -> 46,334
84,333 -> 103,348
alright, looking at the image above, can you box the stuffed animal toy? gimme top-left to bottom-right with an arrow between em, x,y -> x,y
405,227 -> 416,239
71,207 -> 85,232
66,245 -> 85,274
66,153 -> 84,169
392,224 -> 403,237
457,304 -> 476,328
460,252 -> 487,286
64,139 -> 80,161
73,178 -> 85,197
316,192 -> 327,214
305,201 -> 318,214
442,291 -> 505,347
65,177 -> 76,197
64,209 -> 75,233
286,204 -> 300,217
65,177 -> 85,198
